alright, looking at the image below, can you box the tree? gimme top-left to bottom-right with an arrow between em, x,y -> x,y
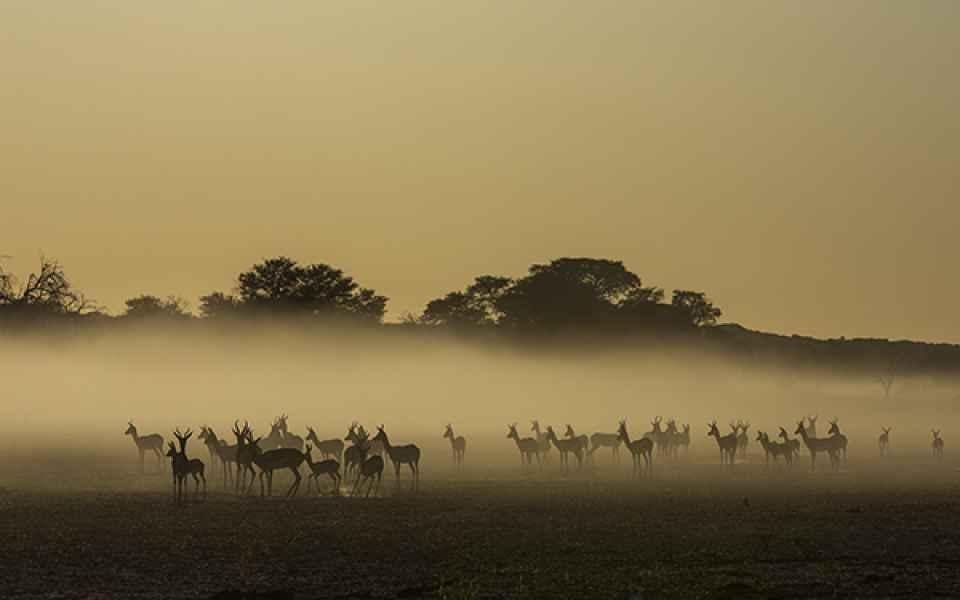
0,257 -> 94,316
671,290 -> 722,327
198,292 -> 241,319
205,256 -> 387,321
420,275 -> 512,327
122,295 -> 191,319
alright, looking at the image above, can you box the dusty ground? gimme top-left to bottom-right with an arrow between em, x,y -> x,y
3,454 -> 960,599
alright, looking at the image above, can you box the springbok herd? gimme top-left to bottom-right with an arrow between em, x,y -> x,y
125,415 -> 947,502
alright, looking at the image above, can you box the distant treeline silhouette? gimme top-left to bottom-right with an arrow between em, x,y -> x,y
2,255 -> 959,383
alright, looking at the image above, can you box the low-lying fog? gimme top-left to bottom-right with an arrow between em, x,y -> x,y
2,326 -> 957,460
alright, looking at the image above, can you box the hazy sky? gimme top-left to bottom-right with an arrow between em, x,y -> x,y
2,2 -> 958,341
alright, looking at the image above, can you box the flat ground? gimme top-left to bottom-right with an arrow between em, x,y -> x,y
3,454 -> 960,599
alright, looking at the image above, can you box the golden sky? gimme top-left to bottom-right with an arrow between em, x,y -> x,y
2,2 -> 958,341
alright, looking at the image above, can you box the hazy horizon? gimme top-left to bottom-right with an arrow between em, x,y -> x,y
4,2 -> 959,342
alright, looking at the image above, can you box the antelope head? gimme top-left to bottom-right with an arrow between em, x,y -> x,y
507,423 -> 519,439
443,424 -> 453,439
827,419 -> 840,435
530,420 -> 540,433
124,422 -> 136,436
564,424 -> 575,438
729,421 -> 739,434
794,421 -> 807,436
166,441 -> 178,458
707,421 -> 720,437
173,428 -> 192,453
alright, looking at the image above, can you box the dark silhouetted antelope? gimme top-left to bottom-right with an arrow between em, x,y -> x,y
736,420 -> 750,458
303,444 -> 341,495
343,423 -> 370,480
233,421 -> 258,495
778,427 -> 801,461
644,417 -> 668,456
443,424 -> 466,469
247,436 -> 306,498
530,420 -> 552,463
167,428 -> 206,503
545,426 -> 583,473
618,420 -> 653,478
826,419 -> 848,464
564,425 -> 590,462
353,455 -> 384,498
932,430 -> 944,461
306,427 -> 344,463
124,422 -> 164,474
372,425 -> 421,490
507,423 -> 541,470
200,426 -> 237,489
878,427 -> 891,457
708,421 -> 738,466
756,431 -> 792,469
794,420 -> 840,472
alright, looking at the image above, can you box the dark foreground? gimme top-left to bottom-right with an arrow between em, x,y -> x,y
3,462 -> 960,599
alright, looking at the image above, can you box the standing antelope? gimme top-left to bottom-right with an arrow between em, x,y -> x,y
794,420 -> 840,472
617,420 -> 653,479
352,455 -> 384,498
778,427 -> 801,461
201,426 -> 237,489
677,424 -> 691,456
507,423 -> 542,470
564,425 -> 590,463
644,417 -> 668,456
756,431 -> 792,469
198,426 -> 220,470
303,445 -> 341,495
707,421 -> 738,467
932,430 -> 944,461
587,428 -> 622,464
306,427 -> 344,462
233,421 -> 258,495
530,421 -> 552,463
736,421 -> 751,458
372,426 -> 421,490
663,420 -> 680,460
277,414 -> 304,451
124,422 -> 165,473
545,426 -> 583,473
806,415 -> 818,438
167,428 -> 206,503
443,424 -> 466,469
343,423 -> 370,480
259,418 -> 286,452
247,436 -> 307,498
826,419 -> 848,464
878,427 -> 891,457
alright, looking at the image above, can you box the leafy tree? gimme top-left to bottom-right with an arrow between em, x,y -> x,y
671,290 -> 722,326
205,256 -> 387,321
420,275 -> 513,327
122,295 -> 191,319
198,292 -> 241,319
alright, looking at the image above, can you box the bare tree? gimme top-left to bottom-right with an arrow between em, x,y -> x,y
876,357 -> 901,399
0,256 -> 95,315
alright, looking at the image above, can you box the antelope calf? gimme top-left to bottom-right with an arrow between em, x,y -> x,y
304,445 -> 341,495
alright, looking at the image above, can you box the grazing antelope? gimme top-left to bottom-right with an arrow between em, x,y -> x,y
707,421 -> 738,466
303,445 -> 341,495
564,425 -> 590,462
443,424 -> 466,469
794,420 -> 840,472
305,427 -> 344,463
247,435 -> 307,498
545,426 -> 583,473
878,427 -> 891,457
233,421 -> 258,495
277,414 -> 304,451
736,421 -> 751,458
587,428 -> 622,464
167,428 -> 206,503
826,419 -> 849,464
124,422 -> 165,473
507,423 -> 542,470
617,420 -> 653,479
372,425 -> 421,490
778,427 -> 801,461
343,423 -> 370,480
932,430 -> 944,461
530,421 -> 552,462
353,455 -> 384,498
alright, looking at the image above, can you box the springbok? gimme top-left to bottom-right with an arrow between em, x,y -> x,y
443,424 -> 466,469
707,421 -> 738,466
663,420 -> 680,460
617,420 -> 653,479
306,427 -> 344,462
932,430 -> 944,461
277,414 -> 304,451
507,423 -> 541,470
343,423 -> 370,480
545,426 -> 583,473
777,427 -> 801,461
247,435 -> 306,498
372,426 -> 421,490
644,417 -> 668,456
303,445 -> 341,495
167,428 -> 206,503
200,426 -> 237,489
736,421 -> 751,458
826,419 -> 849,464
259,417 -> 286,452
563,425 -> 590,461
356,424 -> 385,458
794,420 -> 840,472
806,415 -> 818,438
878,427 -> 891,457
353,455 -> 384,498
233,421 -> 258,495
198,426 -> 220,470
124,422 -> 164,473
587,428 -> 622,464
756,431 -> 792,469
678,424 -> 691,455
530,421 -> 552,463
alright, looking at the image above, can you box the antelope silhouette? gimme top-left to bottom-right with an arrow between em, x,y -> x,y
878,427 -> 891,457
443,424 -> 466,469
617,420 -> 653,479
124,422 -> 164,474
